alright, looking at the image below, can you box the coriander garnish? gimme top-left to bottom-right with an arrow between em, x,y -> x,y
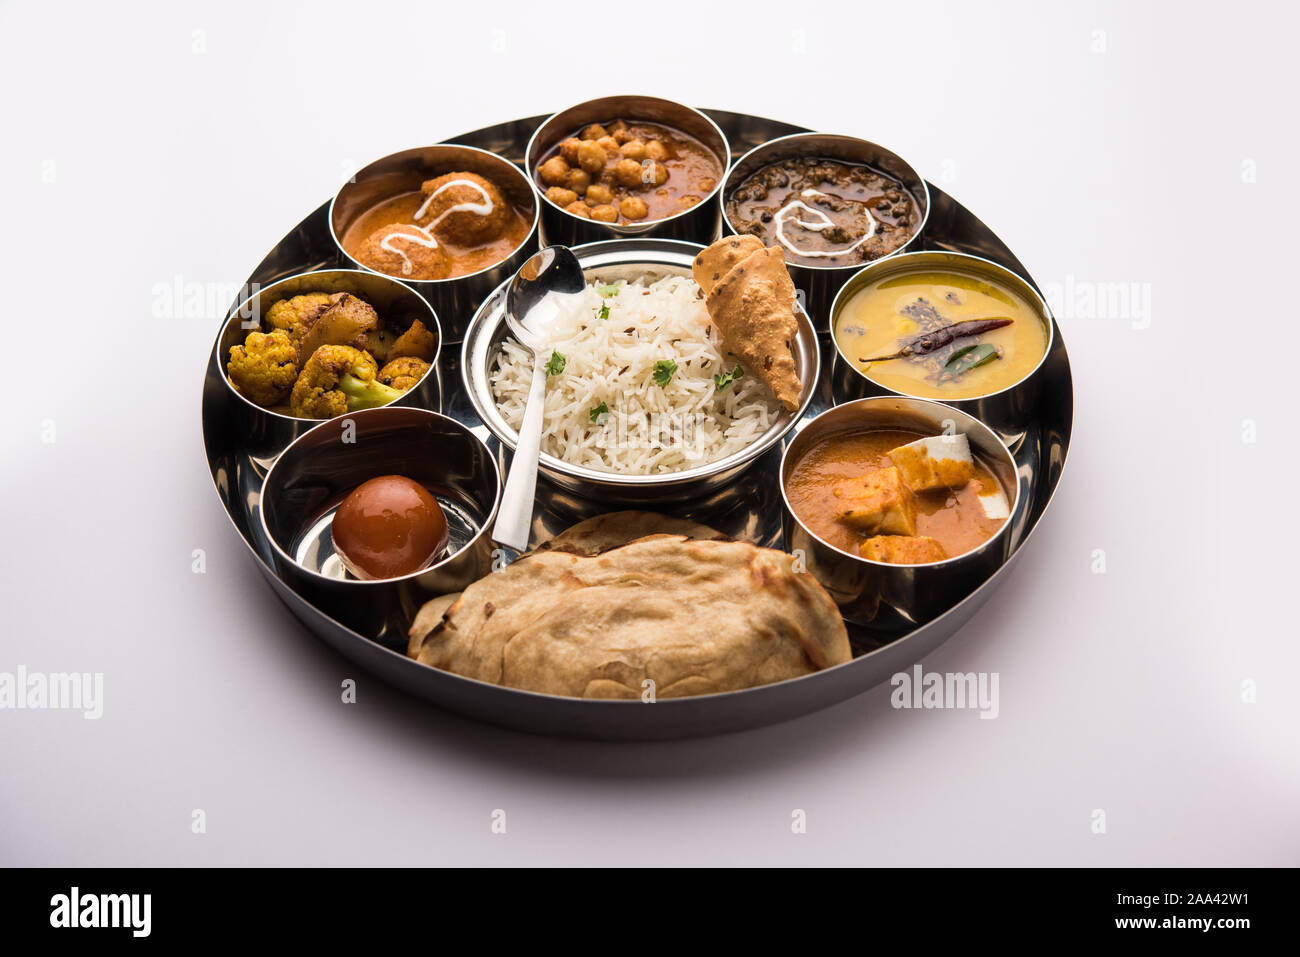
589,401 -> 609,423
713,364 -> 744,391
544,350 -> 566,376
652,359 -> 677,387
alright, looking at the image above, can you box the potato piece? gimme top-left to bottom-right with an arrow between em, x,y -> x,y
832,466 -> 917,536
295,292 -> 378,361
859,536 -> 947,564
590,204 -> 618,223
388,318 -> 437,362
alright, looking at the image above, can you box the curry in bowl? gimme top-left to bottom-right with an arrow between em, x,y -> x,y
726,156 -> 923,267
340,169 -> 533,282
225,289 -> 435,419
785,426 -> 1011,565
534,118 -> 724,225
834,260 -> 1050,401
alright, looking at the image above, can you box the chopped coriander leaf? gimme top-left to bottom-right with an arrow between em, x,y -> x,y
588,401 -> 609,423
598,283 -> 620,297
713,364 -> 744,391
652,359 -> 678,387
544,350 -> 566,376
598,302 -> 610,320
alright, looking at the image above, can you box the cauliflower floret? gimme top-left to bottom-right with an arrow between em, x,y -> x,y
226,330 -> 299,407
289,345 -> 405,419
378,356 -> 430,391
265,293 -> 332,336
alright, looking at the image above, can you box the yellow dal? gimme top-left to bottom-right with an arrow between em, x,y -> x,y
835,269 -> 1049,400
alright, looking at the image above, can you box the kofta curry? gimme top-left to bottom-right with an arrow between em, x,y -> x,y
341,170 -> 532,281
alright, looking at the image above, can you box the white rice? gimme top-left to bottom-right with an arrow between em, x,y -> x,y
489,275 -> 782,475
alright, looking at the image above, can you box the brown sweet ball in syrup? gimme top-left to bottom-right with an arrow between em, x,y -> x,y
331,475 -> 449,581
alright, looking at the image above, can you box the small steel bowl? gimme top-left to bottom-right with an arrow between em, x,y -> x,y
330,144 -> 540,343
780,396 -> 1021,635
216,268 -> 441,470
525,95 -> 730,247
829,250 -> 1055,447
462,238 -> 820,505
259,407 -> 501,648
721,132 -> 930,329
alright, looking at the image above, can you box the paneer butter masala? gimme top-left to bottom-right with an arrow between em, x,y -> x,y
785,428 -> 1011,564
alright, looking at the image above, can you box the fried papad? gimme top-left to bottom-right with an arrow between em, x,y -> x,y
698,241 -> 803,411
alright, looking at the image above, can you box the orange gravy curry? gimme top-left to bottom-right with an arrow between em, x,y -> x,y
342,191 -> 531,280
786,428 -> 1007,559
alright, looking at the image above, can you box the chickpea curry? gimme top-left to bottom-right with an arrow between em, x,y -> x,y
786,428 -> 1011,564
535,119 -> 724,225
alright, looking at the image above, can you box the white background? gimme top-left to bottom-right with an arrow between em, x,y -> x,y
1,0 -> 1296,865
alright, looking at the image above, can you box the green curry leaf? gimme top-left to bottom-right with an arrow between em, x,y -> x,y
940,343 -> 999,382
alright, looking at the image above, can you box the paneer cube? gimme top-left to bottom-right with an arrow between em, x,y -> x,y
978,489 -> 1010,520
888,434 -> 975,492
858,535 -> 948,564
832,466 -> 917,536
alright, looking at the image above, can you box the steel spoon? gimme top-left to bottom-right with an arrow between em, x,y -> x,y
490,245 -> 584,552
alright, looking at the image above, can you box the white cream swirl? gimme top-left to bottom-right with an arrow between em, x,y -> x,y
414,177 -> 495,230
774,188 -> 876,259
379,225 -> 439,276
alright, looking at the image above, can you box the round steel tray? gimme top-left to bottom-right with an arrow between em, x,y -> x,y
202,110 -> 1073,740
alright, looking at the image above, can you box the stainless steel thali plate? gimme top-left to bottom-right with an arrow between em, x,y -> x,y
201,109 -> 1073,740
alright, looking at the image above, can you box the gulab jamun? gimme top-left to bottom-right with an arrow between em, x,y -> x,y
331,475 -> 449,581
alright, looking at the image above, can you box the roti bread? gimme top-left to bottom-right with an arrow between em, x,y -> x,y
407,517 -> 850,699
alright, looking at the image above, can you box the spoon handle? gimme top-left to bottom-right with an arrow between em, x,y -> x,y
491,354 -> 548,552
